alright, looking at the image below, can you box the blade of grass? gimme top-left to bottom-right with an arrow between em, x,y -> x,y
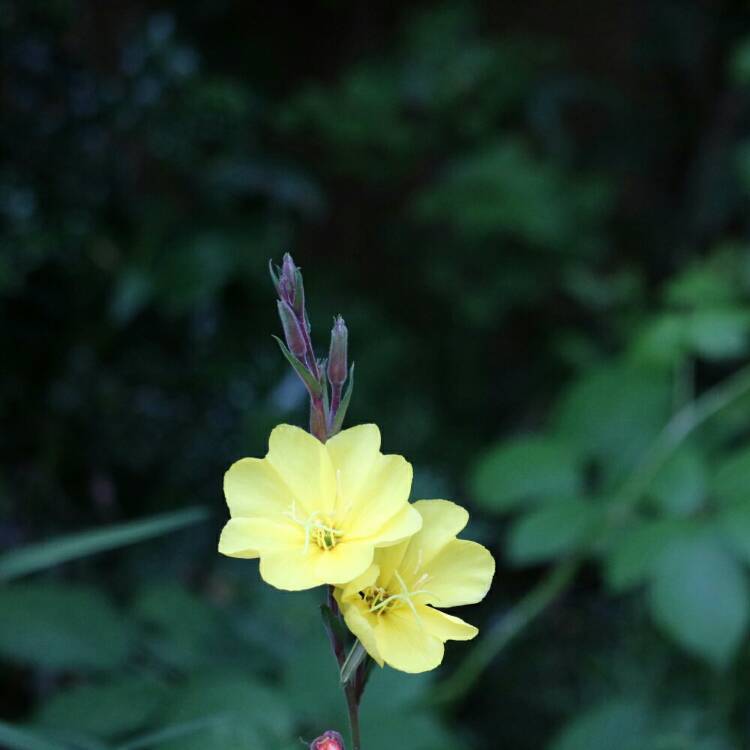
0,507 -> 209,582
0,721 -> 74,750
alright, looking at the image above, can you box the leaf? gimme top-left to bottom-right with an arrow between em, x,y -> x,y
131,583 -> 220,670
340,639 -> 367,684
648,533 -> 749,667
717,504 -> 750,565
272,335 -> 322,396
553,365 -> 671,477
34,676 -> 166,739
507,500 -> 599,565
115,717 -> 229,750
0,583 -> 133,671
712,445 -> 750,505
0,721 -> 72,750
330,363 -> 355,435
649,448 -> 706,517
0,507 -> 209,582
604,519 -> 689,592
471,435 -> 581,512
687,309 -> 750,360
154,673 -> 293,750
548,700 -> 653,750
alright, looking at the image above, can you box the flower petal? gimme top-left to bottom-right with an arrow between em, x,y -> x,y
326,424 -> 381,508
259,550 -> 325,591
392,500 -> 470,586
339,564 -> 380,602
368,504 -> 423,547
374,608 -> 444,673
346,454 -> 413,537
314,541 -> 375,585
267,424 -> 336,515
224,457 -> 293,519
340,602 -> 384,667
418,605 -> 478,642
218,517 -> 303,559
423,539 -> 495,608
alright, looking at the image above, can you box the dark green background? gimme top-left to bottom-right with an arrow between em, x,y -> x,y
3,1 -> 750,748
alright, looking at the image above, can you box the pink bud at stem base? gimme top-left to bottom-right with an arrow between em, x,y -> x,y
310,730 -> 345,750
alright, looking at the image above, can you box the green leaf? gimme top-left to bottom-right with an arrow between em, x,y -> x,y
272,335 -> 322,396
0,507 -> 209,582
471,435 -> 581,512
340,639 -> 368,684
507,500 -> 599,565
549,700 -> 653,750
0,583 -> 133,671
712,445 -> 750,505
34,676 -> 166,739
648,533 -> 749,667
553,365 -> 671,477
687,309 -> 750,360
0,722 -> 72,750
649,448 -> 706,517
131,583 -> 220,670
604,519 -> 689,592
330,363 -> 355,435
717,504 -> 750,565
154,673 -> 293,750
115,717 -> 229,750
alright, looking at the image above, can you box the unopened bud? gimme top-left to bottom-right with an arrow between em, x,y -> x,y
277,300 -> 307,358
327,316 -> 348,386
278,252 -> 297,303
310,730 -> 345,750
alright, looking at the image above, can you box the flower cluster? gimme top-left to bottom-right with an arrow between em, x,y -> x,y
220,422 -> 495,673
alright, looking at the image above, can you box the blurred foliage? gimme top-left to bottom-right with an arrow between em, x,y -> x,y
3,0 -> 750,748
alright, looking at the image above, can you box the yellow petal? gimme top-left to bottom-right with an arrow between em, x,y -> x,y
259,550 -> 325,591
339,564 -> 380,602
326,424 -> 381,507
372,538 -> 410,588
424,539 -> 495,608
218,517 -> 302,559
341,601 -> 384,667
346,454 -> 413,537
267,424 -> 336,515
223,457 -> 293,519
313,541 -> 375,585
374,608 -> 444,673
391,500 -> 469,587
417,605 -> 478,642
368,504 -> 422,547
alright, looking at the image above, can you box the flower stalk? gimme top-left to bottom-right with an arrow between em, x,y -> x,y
271,253 -> 365,749
270,253 -> 353,442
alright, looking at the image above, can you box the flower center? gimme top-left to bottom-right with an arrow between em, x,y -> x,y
359,571 -> 435,623
311,522 -> 342,551
283,502 -> 343,552
360,585 -> 394,615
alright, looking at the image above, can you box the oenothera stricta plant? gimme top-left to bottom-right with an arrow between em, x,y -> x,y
218,254 -> 495,749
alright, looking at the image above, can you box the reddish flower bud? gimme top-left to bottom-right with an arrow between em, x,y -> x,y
279,252 -> 297,305
310,730 -> 345,750
277,299 -> 307,358
327,315 -> 348,386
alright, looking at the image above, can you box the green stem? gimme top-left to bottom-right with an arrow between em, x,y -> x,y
431,362 -> 750,707
345,685 -> 362,750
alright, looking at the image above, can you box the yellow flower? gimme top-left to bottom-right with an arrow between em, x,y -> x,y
335,499 -> 495,673
219,423 -> 422,591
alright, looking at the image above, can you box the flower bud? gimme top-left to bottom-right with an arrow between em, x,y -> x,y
310,730 -> 345,750
278,252 -> 297,306
277,299 -> 307,358
327,315 -> 348,386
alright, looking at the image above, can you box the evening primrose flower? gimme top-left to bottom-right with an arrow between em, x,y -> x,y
335,499 -> 495,673
219,423 -> 422,591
